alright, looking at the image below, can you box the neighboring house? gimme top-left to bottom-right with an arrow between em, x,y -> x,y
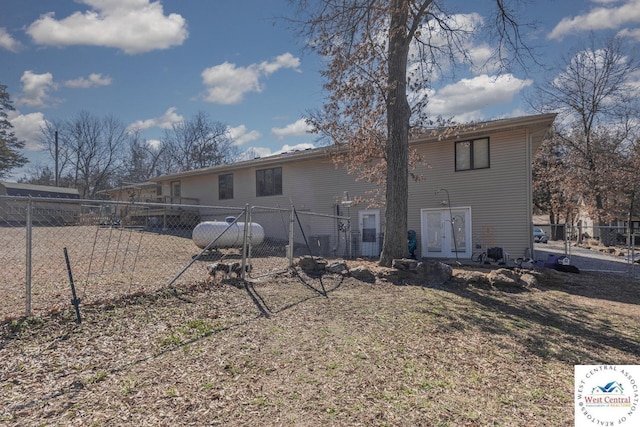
98,181 -> 199,205
97,182 -> 161,203
95,181 -> 203,228
0,181 -> 80,225
103,113 -> 556,260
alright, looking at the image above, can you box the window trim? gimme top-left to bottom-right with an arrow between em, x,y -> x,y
218,173 -> 234,200
170,180 -> 181,197
256,167 -> 283,197
455,137 -> 490,171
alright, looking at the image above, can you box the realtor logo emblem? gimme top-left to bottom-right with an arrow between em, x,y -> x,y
575,365 -> 639,426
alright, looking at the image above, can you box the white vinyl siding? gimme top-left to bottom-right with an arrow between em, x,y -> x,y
150,114 -> 554,260
408,128 -> 532,259
174,156 -> 380,253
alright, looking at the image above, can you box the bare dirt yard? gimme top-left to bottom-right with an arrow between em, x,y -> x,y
2,258 -> 639,426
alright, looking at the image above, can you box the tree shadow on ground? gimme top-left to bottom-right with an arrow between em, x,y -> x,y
549,271 -> 640,306
437,281 -> 640,364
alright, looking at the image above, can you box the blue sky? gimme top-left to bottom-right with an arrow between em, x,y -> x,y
1,0 -> 639,180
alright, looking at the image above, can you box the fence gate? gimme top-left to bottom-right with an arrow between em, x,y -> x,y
246,206 -> 351,279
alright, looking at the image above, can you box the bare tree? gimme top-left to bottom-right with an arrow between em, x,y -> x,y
291,0 -> 530,266
161,111 -> 236,173
40,111 -> 128,198
620,138 -> 640,233
532,130 -> 581,239
40,119 -> 72,186
0,84 -> 28,178
117,130 -> 166,184
533,36 -> 640,229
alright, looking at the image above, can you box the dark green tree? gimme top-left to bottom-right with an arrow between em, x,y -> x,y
0,84 -> 28,179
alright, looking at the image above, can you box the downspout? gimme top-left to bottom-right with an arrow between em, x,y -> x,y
526,128 -> 534,259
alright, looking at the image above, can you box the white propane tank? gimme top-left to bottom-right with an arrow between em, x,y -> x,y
192,219 -> 264,249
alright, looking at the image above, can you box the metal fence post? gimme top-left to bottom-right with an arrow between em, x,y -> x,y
26,197 -> 32,317
241,205 -> 249,280
288,207 -> 295,266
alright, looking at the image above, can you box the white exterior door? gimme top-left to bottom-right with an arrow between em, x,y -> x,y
359,209 -> 380,257
420,208 -> 471,258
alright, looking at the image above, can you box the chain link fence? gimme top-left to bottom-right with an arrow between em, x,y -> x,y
244,206 -> 351,279
0,196 -> 245,320
0,196 -> 349,320
536,223 -> 638,249
535,222 -> 639,275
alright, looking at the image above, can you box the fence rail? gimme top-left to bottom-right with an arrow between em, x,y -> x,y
534,222 -> 639,271
534,223 -> 639,247
0,196 -> 348,320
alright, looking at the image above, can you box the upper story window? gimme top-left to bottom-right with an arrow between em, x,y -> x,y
218,173 -> 233,200
256,167 -> 282,197
455,137 -> 490,171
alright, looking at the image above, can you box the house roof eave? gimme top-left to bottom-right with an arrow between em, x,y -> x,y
409,113 -> 557,146
149,147 -> 333,182
149,113 -> 557,183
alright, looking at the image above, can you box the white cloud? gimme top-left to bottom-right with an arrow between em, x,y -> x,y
425,74 -> 533,118
259,53 -> 301,75
228,125 -> 261,146
127,107 -> 184,132
618,27 -> 640,41
238,142 -> 316,160
236,146 -> 270,161
8,110 -> 48,151
0,27 -> 22,52
627,70 -> 640,95
271,118 -> 313,139
17,70 -> 57,108
147,139 -> 162,150
64,73 -> 112,88
271,143 -> 315,155
549,0 -> 640,40
201,53 -> 301,104
247,147 -> 273,159
408,12 -> 502,79
201,62 -> 262,104
468,44 -> 500,74
26,0 -> 188,54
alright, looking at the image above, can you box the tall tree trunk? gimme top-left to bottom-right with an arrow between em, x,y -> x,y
379,0 -> 411,267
